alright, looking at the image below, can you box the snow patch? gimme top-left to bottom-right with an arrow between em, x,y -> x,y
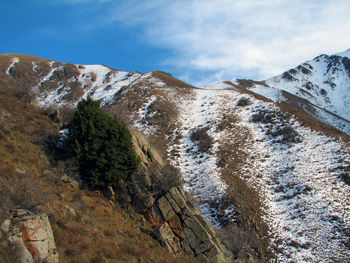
264,52 -> 350,123
35,66 -> 65,107
35,63 -> 143,108
6,57 -> 19,76
134,95 -> 158,136
32,62 -> 39,73
169,84 -> 350,261
249,85 -> 282,102
168,89 -> 235,225
78,65 -> 143,106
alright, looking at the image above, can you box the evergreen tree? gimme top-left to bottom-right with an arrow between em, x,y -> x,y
66,96 -> 139,189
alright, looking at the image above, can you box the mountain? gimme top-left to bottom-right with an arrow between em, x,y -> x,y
215,49 -> 350,134
0,51 -> 349,263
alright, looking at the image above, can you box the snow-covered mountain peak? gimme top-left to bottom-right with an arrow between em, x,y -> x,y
210,49 -> 350,135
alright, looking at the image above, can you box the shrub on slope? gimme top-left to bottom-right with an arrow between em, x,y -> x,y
66,96 -> 139,189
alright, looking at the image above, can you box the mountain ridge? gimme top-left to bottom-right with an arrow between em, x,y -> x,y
0,50 -> 350,262
214,48 -> 350,134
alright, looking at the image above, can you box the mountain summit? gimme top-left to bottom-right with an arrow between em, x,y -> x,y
215,49 -> 350,134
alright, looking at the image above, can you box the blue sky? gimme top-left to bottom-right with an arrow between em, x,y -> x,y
1,0 -> 350,86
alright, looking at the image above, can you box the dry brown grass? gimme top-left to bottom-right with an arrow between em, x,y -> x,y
235,79 -> 269,88
151,71 -> 197,90
105,77 -> 188,160
0,93 -> 195,263
190,126 -> 213,153
277,91 -> 350,143
49,185 -> 195,263
214,108 -> 272,261
0,54 -> 85,106
223,81 -> 273,103
0,54 -> 52,101
224,80 -> 350,144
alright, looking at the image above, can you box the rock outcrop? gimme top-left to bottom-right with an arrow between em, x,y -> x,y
112,131 -> 233,263
1,209 -> 59,263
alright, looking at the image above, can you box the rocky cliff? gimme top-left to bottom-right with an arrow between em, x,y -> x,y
117,131 -> 233,262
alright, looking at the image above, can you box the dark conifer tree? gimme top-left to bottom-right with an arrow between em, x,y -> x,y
66,96 -> 138,189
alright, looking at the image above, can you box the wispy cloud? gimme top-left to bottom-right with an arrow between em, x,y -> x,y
103,0 -> 350,85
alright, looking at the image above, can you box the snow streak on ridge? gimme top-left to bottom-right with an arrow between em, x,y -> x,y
6,57 -> 19,76
168,89 -> 233,225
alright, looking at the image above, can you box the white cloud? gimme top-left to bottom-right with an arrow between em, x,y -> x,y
107,0 -> 350,85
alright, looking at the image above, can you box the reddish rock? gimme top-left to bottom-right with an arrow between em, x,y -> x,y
168,215 -> 183,238
146,206 -> 164,225
3,209 -> 59,263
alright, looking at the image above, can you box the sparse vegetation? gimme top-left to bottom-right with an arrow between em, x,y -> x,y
0,172 -> 50,222
13,85 -> 35,104
320,88 -> 327,96
268,125 -> 301,143
250,108 -> 300,144
342,57 -> 350,77
1,52 -> 350,263
297,65 -> 312,75
190,126 -> 213,153
236,97 -> 251,107
65,84 -> 84,101
66,96 -> 139,189
236,79 -> 268,88
154,165 -> 183,195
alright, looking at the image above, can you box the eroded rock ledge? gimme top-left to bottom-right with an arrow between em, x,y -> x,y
111,131 -> 233,262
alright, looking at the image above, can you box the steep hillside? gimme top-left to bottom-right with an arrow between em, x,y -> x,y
0,93 -> 197,263
226,49 -> 350,134
0,53 -> 349,262
0,58 -> 231,263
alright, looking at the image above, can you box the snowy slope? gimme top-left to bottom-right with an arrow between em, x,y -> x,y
29,55 -> 350,262
168,89 -> 236,225
230,95 -> 350,262
234,49 -> 350,134
35,63 -> 144,108
266,49 -> 350,120
158,85 -> 350,262
135,80 -> 350,261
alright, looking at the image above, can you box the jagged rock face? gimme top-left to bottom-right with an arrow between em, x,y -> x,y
132,130 -> 164,167
1,209 -> 59,263
116,131 -> 233,263
128,182 -> 232,263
